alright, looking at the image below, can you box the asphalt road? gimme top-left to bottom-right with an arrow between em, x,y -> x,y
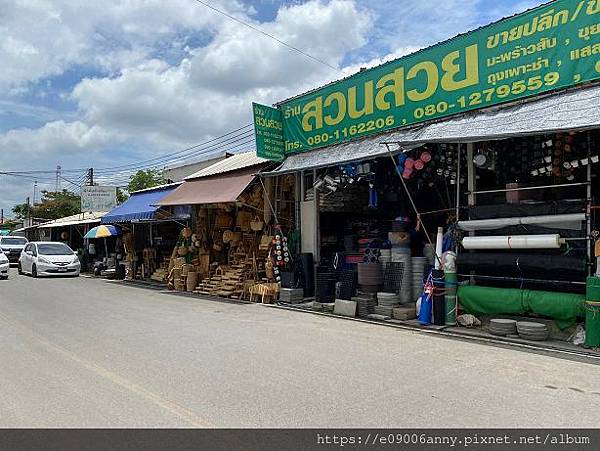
1,268 -> 599,428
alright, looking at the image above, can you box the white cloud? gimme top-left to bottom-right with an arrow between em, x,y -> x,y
0,120 -> 121,157
0,0 -> 540,213
71,0 -> 373,146
189,0 -> 372,92
0,0 -> 248,89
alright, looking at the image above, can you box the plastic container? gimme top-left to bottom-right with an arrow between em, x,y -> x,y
586,276 -> 600,301
444,272 -> 458,325
585,301 -> 600,348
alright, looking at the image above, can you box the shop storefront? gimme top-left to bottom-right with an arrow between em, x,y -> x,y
154,152 -> 288,301
101,183 -> 187,280
252,0 -> 600,349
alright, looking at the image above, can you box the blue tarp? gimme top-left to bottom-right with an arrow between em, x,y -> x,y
101,187 -> 176,223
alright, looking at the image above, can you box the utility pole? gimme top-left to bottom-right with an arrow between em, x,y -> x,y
88,168 -> 94,186
33,180 -> 38,205
26,196 -> 31,228
55,165 -> 61,191
1,209 -> 4,225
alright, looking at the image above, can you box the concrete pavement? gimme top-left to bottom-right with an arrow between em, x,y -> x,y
1,268 -> 599,428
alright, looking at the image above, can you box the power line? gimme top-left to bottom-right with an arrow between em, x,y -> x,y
192,0 -> 339,71
0,124 -> 255,176
93,129 -> 255,175
92,124 -> 254,174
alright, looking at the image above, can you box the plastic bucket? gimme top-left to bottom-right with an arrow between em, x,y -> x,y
585,301 -> 600,348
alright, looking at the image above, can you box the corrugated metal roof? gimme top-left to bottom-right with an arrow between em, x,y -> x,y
101,186 -> 178,223
184,151 -> 269,180
264,135 -> 417,175
381,84 -> 600,145
130,182 -> 182,195
265,84 -> 600,175
38,212 -> 107,229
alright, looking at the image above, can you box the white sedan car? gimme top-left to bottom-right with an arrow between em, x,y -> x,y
19,242 -> 81,277
0,249 -> 9,279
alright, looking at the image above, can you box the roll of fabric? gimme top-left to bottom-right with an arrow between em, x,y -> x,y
432,269 -> 446,326
462,234 -> 561,250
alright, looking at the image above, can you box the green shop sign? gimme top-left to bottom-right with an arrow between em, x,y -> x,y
255,0 -> 600,158
253,102 -> 285,161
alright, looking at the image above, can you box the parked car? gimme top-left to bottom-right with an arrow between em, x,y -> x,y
0,249 -> 9,279
19,242 -> 81,277
0,235 -> 28,265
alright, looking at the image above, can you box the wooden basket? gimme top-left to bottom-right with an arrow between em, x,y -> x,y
250,216 -> 264,232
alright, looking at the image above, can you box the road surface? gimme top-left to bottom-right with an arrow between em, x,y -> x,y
1,268 -> 599,427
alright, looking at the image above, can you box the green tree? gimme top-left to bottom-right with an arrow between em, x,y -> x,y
34,190 -> 81,219
127,169 -> 164,193
116,187 -> 129,204
12,190 -> 81,220
12,203 -> 31,220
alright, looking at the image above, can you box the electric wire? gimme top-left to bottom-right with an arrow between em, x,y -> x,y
191,0 -> 338,72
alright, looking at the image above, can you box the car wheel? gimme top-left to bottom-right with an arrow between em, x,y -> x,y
31,264 -> 38,278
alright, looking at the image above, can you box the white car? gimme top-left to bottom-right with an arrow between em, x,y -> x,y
19,242 -> 81,277
0,249 -> 9,279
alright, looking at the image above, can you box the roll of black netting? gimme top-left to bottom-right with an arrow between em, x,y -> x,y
300,253 -> 315,297
280,271 -> 295,288
383,262 -> 405,294
338,270 -> 356,300
432,269 -> 446,326
316,272 -> 337,302
458,253 -> 586,281
468,201 -> 585,220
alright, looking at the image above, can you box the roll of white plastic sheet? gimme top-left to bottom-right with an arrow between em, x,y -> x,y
434,227 -> 444,270
462,234 -> 561,250
457,214 -> 585,232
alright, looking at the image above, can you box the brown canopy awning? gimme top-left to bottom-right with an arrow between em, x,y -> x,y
155,171 -> 255,206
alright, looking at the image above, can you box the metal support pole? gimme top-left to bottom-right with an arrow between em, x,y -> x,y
313,168 -> 320,265
587,131 -> 593,276
467,143 -> 475,208
295,172 -> 301,231
455,144 -> 461,222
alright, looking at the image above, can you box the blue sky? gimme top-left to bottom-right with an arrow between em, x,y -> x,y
0,0 -> 540,214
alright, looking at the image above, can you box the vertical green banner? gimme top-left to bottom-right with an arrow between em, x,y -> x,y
253,103 -> 285,161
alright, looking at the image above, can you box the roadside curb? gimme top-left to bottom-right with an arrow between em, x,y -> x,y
266,303 -> 600,366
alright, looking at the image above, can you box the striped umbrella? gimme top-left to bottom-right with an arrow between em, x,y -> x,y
84,225 -> 121,239
84,225 -> 121,261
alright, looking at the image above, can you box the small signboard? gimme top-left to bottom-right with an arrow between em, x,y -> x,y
81,186 -> 117,212
253,102 -> 285,161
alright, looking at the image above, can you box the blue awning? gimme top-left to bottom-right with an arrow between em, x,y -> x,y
101,187 -> 177,223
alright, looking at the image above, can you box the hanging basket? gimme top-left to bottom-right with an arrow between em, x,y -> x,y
250,216 -> 264,232
222,230 -> 234,243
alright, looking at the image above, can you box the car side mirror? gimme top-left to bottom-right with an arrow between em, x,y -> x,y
26,250 -> 33,256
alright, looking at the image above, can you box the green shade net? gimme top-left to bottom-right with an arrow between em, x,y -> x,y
458,286 -> 585,330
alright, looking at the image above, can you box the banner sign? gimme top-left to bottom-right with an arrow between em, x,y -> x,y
274,0 -> 600,154
81,186 -> 117,212
253,102 -> 285,161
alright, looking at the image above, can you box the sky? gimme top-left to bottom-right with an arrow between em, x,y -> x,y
0,0 -> 541,216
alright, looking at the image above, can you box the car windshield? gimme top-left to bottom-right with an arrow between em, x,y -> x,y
37,243 -> 74,256
1,237 -> 27,245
